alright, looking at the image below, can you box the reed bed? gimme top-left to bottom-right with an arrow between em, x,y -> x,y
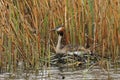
0,0 -> 120,72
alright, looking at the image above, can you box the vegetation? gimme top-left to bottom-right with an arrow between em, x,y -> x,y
0,0 -> 120,72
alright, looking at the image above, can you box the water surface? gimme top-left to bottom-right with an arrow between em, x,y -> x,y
0,65 -> 120,80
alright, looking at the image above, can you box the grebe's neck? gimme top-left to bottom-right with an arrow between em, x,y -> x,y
56,35 -> 62,51
55,31 -> 65,53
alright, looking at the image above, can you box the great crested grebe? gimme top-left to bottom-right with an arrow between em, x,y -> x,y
50,25 -> 98,67
51,25 -> 66,54
51,25 -> 88,55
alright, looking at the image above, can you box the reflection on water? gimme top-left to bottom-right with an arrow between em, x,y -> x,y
0,65 -> 120,80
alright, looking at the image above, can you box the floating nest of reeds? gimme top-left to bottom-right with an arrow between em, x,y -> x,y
50,51 -> 100,68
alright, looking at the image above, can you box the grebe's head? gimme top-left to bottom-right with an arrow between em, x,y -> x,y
51,25 -> 64,36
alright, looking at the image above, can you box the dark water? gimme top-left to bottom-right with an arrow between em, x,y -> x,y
0,65 -> 120,80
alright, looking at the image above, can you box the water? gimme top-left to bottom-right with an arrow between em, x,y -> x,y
0,65 -> 120,80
